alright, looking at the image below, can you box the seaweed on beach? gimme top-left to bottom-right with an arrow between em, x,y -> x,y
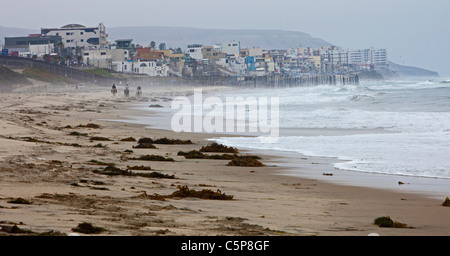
77,123 -> 101,129
226,156 -> 265,167
93,166 -> 175,179
177,150 -> 236,160
442,197 -> 450,207
68,131 -> 88,136
138,137 -> 192,145
374,216 -> 409,228
7,198 -> 32,204
127,165 -> 152,170
170,185 -> 233,200
89,136 -> 112,141
129,155 -> 175,162
87,160 -> 116,167
120,137 -> 137,142
200,143 -> 239,153
21,137 -> 50,144
71,222 -> 106,234
132,143 -> 157,149
92,143 -> 106,148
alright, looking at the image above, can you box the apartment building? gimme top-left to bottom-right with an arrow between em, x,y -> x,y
41,23 -> 108,49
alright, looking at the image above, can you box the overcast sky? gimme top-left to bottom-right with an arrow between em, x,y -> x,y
2,0 -> 449,76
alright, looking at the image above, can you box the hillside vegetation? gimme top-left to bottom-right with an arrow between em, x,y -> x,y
22,68 -> 71,84
0,65 -> 32,91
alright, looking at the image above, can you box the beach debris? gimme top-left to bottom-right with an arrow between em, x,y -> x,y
1,225 -> 32,234
374,216 -> 409,228
138,137 -> 192,145
177,150 -> 235,160
170,185 -> 233,200
92,143 -> 106,148
129,155 -> 175,162
322,173 -> 333,176
149,104 -> 163,108
441,197 -> 450,207
89,136 -> 111,141
226,156 -> 265,167
200,143 -> 239,153
87,160 -> 116,167
127,165 -> 152,171
132,142 -> 156,149
93,166 -> 175,179
7,198 -> 32,204
71,222 -> 106,234
120,137 -> 137,142
68,131 -> 88,136
77,123 -> 101,129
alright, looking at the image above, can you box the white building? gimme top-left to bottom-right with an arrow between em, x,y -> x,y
348,48 -> 388,65
221,40 -> 240,56
134,60 -> 169,76
41,23 -> 108,50
367,48 -> 387,65
247,47 -> 267,57
187,44 -> 204,60
348,49 -> 365,65
82,48 -> 129,68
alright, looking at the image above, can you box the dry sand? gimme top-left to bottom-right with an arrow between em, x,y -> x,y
1,82 -> 450,236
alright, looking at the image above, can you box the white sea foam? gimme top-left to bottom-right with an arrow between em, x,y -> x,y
213,79 -> 450,179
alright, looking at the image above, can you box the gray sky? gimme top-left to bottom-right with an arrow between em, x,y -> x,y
2,0 -> 449,76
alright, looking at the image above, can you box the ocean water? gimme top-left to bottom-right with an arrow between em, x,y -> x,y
122,78 -> 450,182
210,78 -> 450,180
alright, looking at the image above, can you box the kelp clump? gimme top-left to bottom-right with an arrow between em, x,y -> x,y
442,197 -> 450,207
71,222 -> 106,234
138,137 -> 192,145
77,123 -> 101,129
226,156 -> 265,167
374,216 -> 409,228
177,150 -> 236,160
93,166 -> 175,179
200,143 -> 239,153
130,155 -> 175,162
132,142 -> 156,149
170,185 -> 233,200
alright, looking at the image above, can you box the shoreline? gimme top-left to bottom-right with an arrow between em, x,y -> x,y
110,88 -> 450,201
1,83 -> 450,236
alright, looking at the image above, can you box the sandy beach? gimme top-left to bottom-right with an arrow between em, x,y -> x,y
1,81 -> 450,236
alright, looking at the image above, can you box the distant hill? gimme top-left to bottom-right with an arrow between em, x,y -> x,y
107,26 -> 333,49
387,61 -> 439,78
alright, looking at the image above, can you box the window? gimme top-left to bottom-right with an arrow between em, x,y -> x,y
84,53 -> 89,56
100,52 -> 107,55
66,40 -> 71,43
80,32 -> 84,35
81,39 -> 84,42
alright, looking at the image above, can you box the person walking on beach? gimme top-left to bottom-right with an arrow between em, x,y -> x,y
124,84 -> 130,97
